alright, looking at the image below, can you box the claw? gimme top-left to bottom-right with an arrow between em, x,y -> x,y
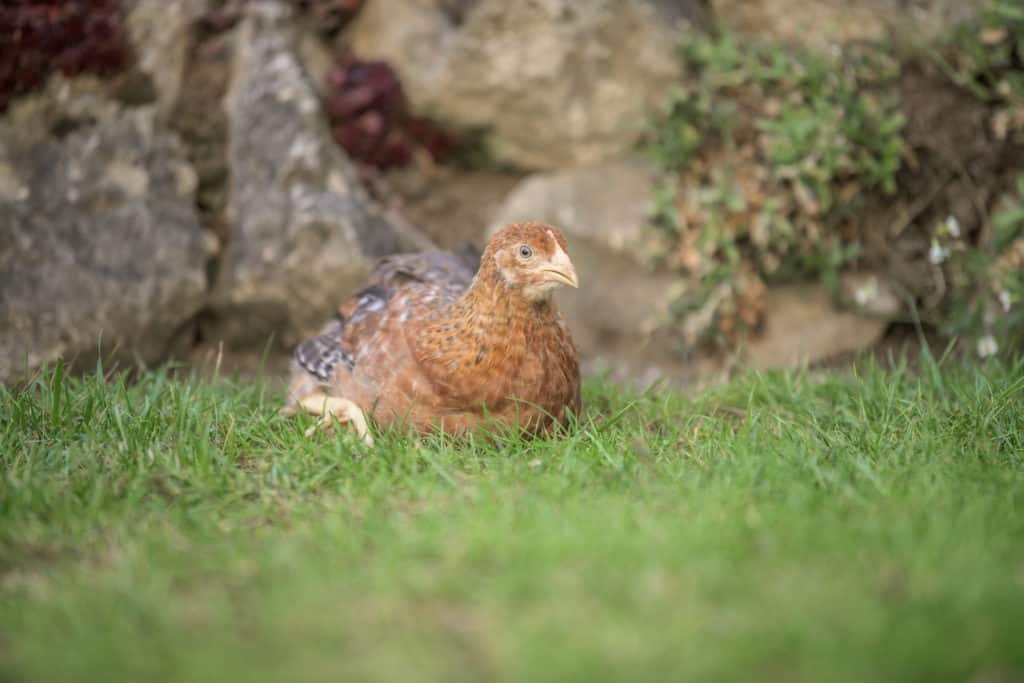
297,393 -> 374,446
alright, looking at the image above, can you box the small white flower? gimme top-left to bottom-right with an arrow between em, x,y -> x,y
998,290 -> 1012,313
928,241 -> 949,265
945,215 -> 961,239
853,278 -> 878,307
977,334 -> 998,359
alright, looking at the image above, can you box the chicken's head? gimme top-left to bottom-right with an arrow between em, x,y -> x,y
486,222 -> 579,302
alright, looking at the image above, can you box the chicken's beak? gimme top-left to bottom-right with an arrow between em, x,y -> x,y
541,243 -> 579,289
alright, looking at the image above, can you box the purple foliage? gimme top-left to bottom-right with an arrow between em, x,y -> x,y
325,54 -> 459,169
0,0 -> 132,112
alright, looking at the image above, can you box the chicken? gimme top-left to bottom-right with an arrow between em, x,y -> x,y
285,221 -> 581,444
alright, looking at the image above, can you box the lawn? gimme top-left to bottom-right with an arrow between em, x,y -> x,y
1,357 -> 1023,682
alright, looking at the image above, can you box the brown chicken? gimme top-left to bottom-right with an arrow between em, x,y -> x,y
285,221 -> 581,444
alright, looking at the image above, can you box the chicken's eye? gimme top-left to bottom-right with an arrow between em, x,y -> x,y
518,245 -> 533,259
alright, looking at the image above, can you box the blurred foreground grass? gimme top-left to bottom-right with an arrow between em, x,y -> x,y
1,358 -> 1023,682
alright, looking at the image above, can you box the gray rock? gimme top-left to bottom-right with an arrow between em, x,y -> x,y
349,0 -> 701,170
208,1 -> 417,347
0,106 -> 210,384
0,75 -> 122,142
743,285 -> 888,369
124,0 -> 209,117
489,161 -> 687,380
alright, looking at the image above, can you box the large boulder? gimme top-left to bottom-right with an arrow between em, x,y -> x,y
743,285 -> 888,370
207,1 -> 418,347
348,0 -> 704,170
0,97 -> 210,383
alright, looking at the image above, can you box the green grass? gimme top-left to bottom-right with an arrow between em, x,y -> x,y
2,358 -> 1023,682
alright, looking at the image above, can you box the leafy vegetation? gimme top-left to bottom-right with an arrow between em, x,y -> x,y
646,30 -> 905,346
323,55 -> 460,169
925,0 -> 1024,353
0,0 -> 132,113
2,360 -> 1023,681
646,1 -> 1024,353
941,175 -> 1024,355
649,33 -> 905,199
939,0 -> 1024,131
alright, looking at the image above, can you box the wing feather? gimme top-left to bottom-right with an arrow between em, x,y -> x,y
291,245 -> 478,385
294,317 -> 353,381
362,247 -> 478,293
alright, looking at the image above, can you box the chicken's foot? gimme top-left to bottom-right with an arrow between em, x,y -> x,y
297,392 -> 374,446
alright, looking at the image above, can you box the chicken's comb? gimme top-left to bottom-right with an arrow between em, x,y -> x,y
545,228 -> 570,254
545,229 -> 558,249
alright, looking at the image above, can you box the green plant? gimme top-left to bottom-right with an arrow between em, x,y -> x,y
645,30 -> 905,346
943,0 -> 1024,99
647,4 -> 1024,356
938,0 -> 1024,139
942,176 -> 1024,355
677,32 -> 905,209
3,361 -> 1024,682
646,88 -> 729,172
